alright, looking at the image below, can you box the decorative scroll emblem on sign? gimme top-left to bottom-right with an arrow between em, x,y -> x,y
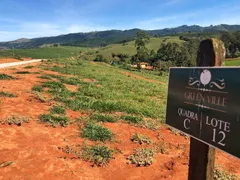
188,69 -> 226,91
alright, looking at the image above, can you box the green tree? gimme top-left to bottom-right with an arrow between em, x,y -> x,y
134,31 -> 150,62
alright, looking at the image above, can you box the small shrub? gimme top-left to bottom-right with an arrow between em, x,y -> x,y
0,73 -> 15,80
91,114 -> 116,123
128,148 -> 155,167
1,115 -> 30,126
82,122 -> 113,142
131,133 -> 152,145
81,144 -> 114,166
15,71 -> 31,74
121,115 -> 143,124
214,167 -> 239,180
94,55 -> 105,62
50,105 -> 66,115
40,114 -> 68,127
32,85 -> 43,92
0,91 -> 17,98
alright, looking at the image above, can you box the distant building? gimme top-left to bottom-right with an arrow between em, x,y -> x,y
131,62 -> 153,70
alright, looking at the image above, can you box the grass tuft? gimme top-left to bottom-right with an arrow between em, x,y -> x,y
50,105 -> 66,115
82,122 -> 113,142
32,85 -> 43,92
0,91 -> 17,98
90,113 -> 117,123
81,144 -> 114,166
0,73 -> 15,80
15,71 -> 31,74
40,113 -> 68,127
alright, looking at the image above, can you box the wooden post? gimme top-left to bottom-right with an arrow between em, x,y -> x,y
188,38 -> 225,180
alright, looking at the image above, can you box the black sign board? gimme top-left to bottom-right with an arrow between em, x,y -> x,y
166,67 -> 240,158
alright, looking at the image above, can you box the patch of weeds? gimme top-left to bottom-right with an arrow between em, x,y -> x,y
63,143 -> 114,166
214,167 -> 239,180
15,71 -> 31,74
0,73 -> 15,80
24,66 -> 34,69
33,92 -> 50,102
90,113 -> 117,123
82,122 -> 113,142
131,133 -> 153,145
40,113 -> 68,127
81,144 -> 114,166
155,142 -> 168,154
38,75 -> 52,80
127,148 -> 155,167
32,85 -> 43,92
1,115 -> 30,126
121,115 -> 143,124
0,91 -> 17,98
50,105 -> 66,115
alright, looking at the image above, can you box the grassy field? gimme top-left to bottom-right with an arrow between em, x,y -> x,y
39,59 -> 168,125
225,58 -> 240,66
0,46 -> 88,59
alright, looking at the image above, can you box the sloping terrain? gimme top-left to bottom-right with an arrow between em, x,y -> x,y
0,59 -> 239,180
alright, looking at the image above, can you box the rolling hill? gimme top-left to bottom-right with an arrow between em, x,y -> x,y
0,24 -> 240,49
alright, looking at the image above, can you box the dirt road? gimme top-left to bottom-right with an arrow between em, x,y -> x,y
0,59 -> 42,69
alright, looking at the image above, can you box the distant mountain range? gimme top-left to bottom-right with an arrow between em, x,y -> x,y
1,24 -> 240,49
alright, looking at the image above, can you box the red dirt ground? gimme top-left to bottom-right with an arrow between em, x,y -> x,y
0,62 -> 240,180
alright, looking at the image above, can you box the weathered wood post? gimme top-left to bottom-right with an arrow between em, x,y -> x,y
188,38 -> 225,180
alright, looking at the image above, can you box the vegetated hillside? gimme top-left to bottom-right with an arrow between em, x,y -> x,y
94,36 -> 183,60
0,37 -> 182,60
1,24 -> 240,49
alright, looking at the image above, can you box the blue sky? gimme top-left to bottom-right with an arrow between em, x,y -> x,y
0,0 -> 240,41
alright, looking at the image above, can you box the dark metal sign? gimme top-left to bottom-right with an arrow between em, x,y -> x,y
166,67 -> 240,158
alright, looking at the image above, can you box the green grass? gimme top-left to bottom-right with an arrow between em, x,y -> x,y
40,113 -> 68,127
82,122 -> 113,142
0,91 -> 17,98
121,115 -> 143,124
10,46 -> 88,59
32,85 -> 43,92
42,59 -> 167,122
15,71 -> 31,74
0,73 -> 15,80
50,105 -> 66,115
90,113 -> 117,123
225,59 -> 240,66
81,144 -> 114,166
